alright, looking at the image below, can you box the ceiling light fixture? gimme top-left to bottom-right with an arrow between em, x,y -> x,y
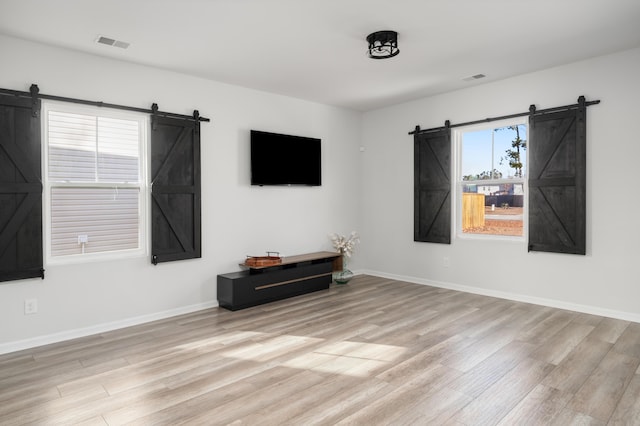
366,30 -> 399,59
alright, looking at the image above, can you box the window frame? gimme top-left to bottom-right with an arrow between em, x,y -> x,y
42,101 -> 150,265
453,117 -> 528,242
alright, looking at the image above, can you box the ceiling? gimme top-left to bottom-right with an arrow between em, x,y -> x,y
1,0 -> 640,111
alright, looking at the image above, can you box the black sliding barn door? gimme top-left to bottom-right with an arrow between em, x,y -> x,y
414,126 -> 451,244
150,112 -> 201,264
0,94 -> 44,282
528,100 -> 586,255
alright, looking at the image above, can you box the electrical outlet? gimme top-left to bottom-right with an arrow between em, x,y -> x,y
24,298 -> 38,315
443,257 -> 451,268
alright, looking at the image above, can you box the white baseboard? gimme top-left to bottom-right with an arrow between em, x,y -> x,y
0,300 -> 219,355
364,270 -> 640,324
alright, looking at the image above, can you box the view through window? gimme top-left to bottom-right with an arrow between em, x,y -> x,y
44,103 -> 147,261
457,121 -> 527,237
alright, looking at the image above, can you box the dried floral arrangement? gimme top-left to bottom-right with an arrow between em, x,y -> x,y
329,231 -> 360,258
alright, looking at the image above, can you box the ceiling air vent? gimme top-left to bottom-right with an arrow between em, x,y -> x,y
95,36 -> 130,49
462,73 -> 486,82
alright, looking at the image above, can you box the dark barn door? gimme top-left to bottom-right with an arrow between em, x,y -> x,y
414,127 -> 451,244
0,95 -> 43,282
528,101 -> 586,255
150,113 -> 201,264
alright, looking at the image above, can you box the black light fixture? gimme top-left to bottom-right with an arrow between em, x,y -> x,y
367,30 -> 399,59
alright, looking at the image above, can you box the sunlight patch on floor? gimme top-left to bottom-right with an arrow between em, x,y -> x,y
315,340 -> 407,362
194,330 -> 408,378
219,334 -> 324,362
283,341 -> 407,377
175,330 -> 266,351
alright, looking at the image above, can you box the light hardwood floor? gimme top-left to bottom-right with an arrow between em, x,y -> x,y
1,275 -> 639,425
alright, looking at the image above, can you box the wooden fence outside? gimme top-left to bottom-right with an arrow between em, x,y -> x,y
462,193 -> 485,230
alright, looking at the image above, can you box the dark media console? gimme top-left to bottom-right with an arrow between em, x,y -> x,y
217,251 -> 341,311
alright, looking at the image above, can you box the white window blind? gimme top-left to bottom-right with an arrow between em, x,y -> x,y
45,107 -> 146,260
48,112 -> 140,183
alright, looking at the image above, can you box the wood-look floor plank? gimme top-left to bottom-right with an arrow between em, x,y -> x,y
1,275 -> 639,425
588,317 -> 629,343
231,373 -> 366,425
449,356 -> 556,425
0,386 -> 62,421
497,384 -> 574,425
446,339 -> 537,398
612,322 -> 640,358
541,336 -> 612,393
334,363 -> 462,425
571,312 -> 605,327
174,369 -> 327,426
565,349 -> 640,422
73,415 -> 109,425
439,325 -> 521,372
105,369 -> 262,425
0,381 -> 109,426
608,372 -> 640,425
0,352 -> 34,369
550,408 -> 606,426
516,308 -> 577,344
284,376 -> 392,425
356,307 -> 440,343
529,321 -> 595,365
374,334 -> 470,385
387,386 -> 473,425
438,299 -> 526,340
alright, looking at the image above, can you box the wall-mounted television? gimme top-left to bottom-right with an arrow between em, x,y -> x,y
250,130 -> 321,186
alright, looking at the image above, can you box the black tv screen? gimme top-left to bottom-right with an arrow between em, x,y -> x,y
250,130 -> 321,186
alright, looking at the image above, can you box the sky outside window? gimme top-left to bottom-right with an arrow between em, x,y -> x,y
462,125 -> 527,179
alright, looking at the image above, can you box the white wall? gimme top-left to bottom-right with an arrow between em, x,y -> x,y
0,35 -> 363,352
362,47 -> 640,322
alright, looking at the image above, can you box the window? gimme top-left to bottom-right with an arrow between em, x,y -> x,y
455,119 -> 527,239
43,102 -> 148,262
414,96 -> 588,252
